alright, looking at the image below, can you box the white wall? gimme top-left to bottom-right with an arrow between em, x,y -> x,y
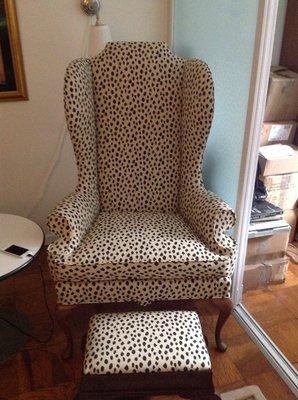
0,0 -> 171,240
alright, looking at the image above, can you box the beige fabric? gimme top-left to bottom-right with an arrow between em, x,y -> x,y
179,60 -> 236,258
47,42 -> 237,306
52,276 -> 232,306
49,211 -> 231,282
91,42 -> 184,212
63,58 -> 99,194
84,311 -> 211,375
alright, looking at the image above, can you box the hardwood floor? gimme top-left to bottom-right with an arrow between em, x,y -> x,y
243,259 -> 298,366
0,249 -> 296,400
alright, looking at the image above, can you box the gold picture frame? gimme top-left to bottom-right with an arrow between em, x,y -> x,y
0,0 -> 27,101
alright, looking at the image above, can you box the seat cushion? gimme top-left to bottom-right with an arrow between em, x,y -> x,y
83,310 -> 211,375
55,212 -> 232,281
57,212 -> 232,281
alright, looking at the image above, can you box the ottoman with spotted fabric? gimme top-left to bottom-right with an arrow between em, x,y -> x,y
75,310 -> 220,400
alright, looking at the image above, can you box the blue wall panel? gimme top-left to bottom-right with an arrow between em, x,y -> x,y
174,0 -> 259,209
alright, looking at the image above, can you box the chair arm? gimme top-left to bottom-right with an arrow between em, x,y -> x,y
47,190 -> 99,259
180,186 -> 236,257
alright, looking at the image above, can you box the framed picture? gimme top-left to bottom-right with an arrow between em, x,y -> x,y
0,0 -> 27,101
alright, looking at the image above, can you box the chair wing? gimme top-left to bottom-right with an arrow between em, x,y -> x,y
179,60 -> 236,260
47,59 -> 100,258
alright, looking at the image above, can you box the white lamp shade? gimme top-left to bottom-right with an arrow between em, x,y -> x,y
88,24 -> 112,57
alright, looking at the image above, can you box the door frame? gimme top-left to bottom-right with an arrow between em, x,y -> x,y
231,0 -> 298,395
232,0 -> 279,304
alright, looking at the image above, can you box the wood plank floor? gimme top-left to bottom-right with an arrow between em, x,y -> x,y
243,256 -> 298,366
0,249 -> 296,400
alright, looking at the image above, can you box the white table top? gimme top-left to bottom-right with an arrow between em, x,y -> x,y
0,214 -> 44,280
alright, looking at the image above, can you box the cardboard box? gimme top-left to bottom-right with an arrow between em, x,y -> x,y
262,172 -> 298,191
261,173 -> 298,210
283,209 -> 298,242
264,67 -> 298,122
260,121 -> 297,146
266,190 -> 298,210
246,228 -> 290,265
244,257 -> 289,291
259,145 -> 298,176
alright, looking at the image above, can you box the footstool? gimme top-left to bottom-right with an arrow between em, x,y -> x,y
75,310 -> 220,400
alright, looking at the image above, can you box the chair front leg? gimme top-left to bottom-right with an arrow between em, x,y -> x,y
212,298 -> 233,352
55,304 -> 76,360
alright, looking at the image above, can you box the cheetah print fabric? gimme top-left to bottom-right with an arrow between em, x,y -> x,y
92,42 -> 184,212
179,60 -> 236,258
47,191 -> 99,259
53,276 -> 231,306
83,311 -> 211,375
47,42 -> 237,305
49,212 -> 232,282
63,58 -> 99,195
47,57 -> 100,259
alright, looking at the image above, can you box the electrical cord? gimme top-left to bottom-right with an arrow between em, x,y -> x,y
0,18 -> 92,346
0,254 -> 55,344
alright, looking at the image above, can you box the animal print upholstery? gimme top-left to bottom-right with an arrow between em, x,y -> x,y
179,60 -> 236,258
181,187 -> 237,258
47,42 -> 237,305
47,190 -> 99,259
83,311 -> 211,375
53,276 -> 231,306
48,57 -> 100,259
92,42 -> 184,212
64,58 -> 99,194
49,212 -> 232,282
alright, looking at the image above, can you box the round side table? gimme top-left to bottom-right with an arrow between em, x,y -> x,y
0,214 -> 44,362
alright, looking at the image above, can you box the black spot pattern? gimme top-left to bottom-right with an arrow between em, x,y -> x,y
83,311 -> 211,375
92,42 -> 183,212
50,212 -> 231,282
47,42 -> 237,306
56,277 -> 231,306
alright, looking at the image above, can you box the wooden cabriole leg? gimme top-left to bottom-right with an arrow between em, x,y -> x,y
212,298 -> 233,352
189,396 -> 221,400
81,333 -> 87,354
55,304 -> 76,360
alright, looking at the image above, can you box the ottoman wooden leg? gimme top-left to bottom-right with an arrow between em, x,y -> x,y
55,304 -> 75,360
179,389 -> 221,400
190,395 -> 221,400
213,298 -> 233,352
193,396 -> 221,400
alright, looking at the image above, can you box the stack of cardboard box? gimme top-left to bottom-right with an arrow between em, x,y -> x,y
260,67 -> 298,241
244,67 -> 298,291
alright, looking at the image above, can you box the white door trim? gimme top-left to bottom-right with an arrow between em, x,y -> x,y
168,0 -> 175,48
232,0 -> 279,304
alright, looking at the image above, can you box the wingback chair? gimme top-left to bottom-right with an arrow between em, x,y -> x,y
47,42 -> 237,357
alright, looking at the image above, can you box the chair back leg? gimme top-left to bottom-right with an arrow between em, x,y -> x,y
213,298 -> 233,352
